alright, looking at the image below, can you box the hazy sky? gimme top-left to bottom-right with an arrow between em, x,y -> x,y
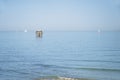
0,0 -> 120,31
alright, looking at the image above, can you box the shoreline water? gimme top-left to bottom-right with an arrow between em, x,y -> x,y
0,31 -> 120,80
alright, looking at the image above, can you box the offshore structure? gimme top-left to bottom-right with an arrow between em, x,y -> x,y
36,30 -> 43,37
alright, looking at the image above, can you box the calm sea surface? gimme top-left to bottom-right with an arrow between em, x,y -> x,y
0,31 -> 120,80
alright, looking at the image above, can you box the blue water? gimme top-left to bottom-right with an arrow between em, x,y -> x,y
0,31 -> 120,80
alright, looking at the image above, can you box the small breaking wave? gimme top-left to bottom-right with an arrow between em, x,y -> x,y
35,76 -> 92,80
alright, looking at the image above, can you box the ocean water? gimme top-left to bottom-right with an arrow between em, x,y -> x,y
0,31 -> 120,80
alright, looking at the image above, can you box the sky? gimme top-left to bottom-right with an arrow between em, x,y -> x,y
0,0 -> 120,31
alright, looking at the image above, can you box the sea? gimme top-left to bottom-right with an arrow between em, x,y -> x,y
0,31 -> 120,80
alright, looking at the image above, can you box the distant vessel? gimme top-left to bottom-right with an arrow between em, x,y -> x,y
24,29 -> 27,32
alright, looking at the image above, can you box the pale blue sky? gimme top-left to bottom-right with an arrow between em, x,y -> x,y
0,0 -> 120,31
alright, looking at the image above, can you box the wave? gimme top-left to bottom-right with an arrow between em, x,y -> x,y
33,64 -> 120,72
34,63 -> 66,69
0,68 -> 29,75
86,49 -> 120,52
1,60 -> 120,64
69,60 -> 120,63
74,67 -> 120,72
35,76 -> 92,80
